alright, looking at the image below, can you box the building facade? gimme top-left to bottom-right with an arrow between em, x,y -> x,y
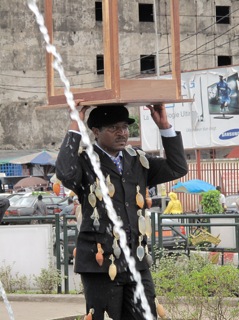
0,0 -> 239,154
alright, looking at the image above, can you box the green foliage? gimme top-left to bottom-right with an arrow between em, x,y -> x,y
200,190 -> 223,214
33,264 -> 63,294
0,261 -> 30,293
152,250 -> 239,319
129,115 -> 139,137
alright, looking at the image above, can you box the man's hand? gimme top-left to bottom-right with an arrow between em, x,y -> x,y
69,101 -> 91,131
146,104 -> 171,129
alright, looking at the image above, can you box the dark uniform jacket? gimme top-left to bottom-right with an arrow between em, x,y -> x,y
56,131 -> 188,275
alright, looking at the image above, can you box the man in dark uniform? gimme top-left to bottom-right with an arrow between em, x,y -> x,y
0,198 -> 10,223
56,104 -> 188,320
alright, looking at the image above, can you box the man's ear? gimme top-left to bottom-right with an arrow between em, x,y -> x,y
92,127 -> 100,138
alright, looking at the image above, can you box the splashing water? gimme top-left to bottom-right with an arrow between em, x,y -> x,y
27,1 -> 154,319
0,280 -> 15,320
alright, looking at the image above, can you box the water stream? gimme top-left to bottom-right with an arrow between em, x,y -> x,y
0,280 -> 15,320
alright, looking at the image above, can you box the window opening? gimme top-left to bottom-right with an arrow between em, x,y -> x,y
96,55 -> 104,75
140,55 -> 156,74
216,6 -> 230,24
218,56 -> 232,66
139,3 -> 154,22
95,1 -> 102,22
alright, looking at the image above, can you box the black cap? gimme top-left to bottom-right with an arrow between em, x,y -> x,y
87,104 -> 135,129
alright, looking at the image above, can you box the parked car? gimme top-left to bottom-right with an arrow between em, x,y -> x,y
53,197 -> 71,214
0,193 -> 12,199
4,192 -> 63,224
225,195 -> 239,213
7,192 -> 28,206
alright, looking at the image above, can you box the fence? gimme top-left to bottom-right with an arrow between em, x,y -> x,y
165,159 -> 239,213
3,212 -> 239,293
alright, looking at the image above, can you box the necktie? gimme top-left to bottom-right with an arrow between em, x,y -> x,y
112,155 -> 123,174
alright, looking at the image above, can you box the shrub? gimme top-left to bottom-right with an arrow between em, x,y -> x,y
151,250 -> 239,319
200,190 -> 223,214
33,264 -> 63,294
0,261 -> 30,293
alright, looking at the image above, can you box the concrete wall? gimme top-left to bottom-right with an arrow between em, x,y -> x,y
1,0 -> 239,150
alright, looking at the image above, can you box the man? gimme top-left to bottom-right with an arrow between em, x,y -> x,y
216,75 -> 231,113
56,104 -> 188,320
34,194 -> 48,216
59,197 -> 74,216
216,186 -> 226,212
0,197 -> 10,223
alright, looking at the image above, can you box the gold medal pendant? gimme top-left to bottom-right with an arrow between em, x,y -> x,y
137,209 -> 146,235
136,185 -> 144,209
95,178 -> 103,201
88,184 -> 97,208
112,237 -> 121,259
84,308 -> 94,320
104,311 -> 113,320
125,145 -> 137,156
106,175 -> 115,197
91,207 -> 100,231
145,244 -> 153,267
95,243 -> 104,266
155,298 -> 167,319
137,150 -> 150,169
136,235 -> 145,261
145,209 -> 152,238
109,254 -> 117,281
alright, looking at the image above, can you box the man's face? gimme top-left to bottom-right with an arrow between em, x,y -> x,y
92,121 -> 129,156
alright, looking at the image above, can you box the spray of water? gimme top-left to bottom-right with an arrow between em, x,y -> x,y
0,280 -> 15,320
27,1 -> 154,319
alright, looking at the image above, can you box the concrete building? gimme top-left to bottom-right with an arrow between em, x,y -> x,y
0,0 -> 239,152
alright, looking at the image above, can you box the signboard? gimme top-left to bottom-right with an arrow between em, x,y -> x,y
140,66 -> 239,151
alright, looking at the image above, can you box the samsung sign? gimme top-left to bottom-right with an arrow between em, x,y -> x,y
140,66 -> 239,150
219,129 -> 239,140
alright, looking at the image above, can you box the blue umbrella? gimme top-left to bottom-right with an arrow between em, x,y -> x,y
172,179 -> 216,194
10,151 -> 57,166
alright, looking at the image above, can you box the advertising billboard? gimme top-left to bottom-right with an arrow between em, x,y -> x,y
140,66 -> 239,151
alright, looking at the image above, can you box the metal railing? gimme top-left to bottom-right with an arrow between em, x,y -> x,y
2,212 -> 239,293
151,212 -> 239,267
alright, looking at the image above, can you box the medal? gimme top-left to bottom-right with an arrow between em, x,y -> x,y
95,243 -> 104,266
112,237 -> 121,259
106,175 -> 115,197
136,185 -> 144,208
88,184 -> 96,208
109,254 -> 117,280
91,207 -> 100,231
136,235 -> 145,261
137,209 -> 146,235
95,178 -> 103,201
125,145 -> 137,156
145,209 -> 152,238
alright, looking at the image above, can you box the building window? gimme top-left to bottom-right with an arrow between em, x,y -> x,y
95,1 -> 102,22
96,55 -> 104,75
139,3 -> 154,22
216,6 -> 230,24
218,56 -> 232,66
140,55 -> 156,74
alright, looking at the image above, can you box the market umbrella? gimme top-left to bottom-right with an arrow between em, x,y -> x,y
172,179 -> 216,194
13,176 -> 48,191
10,150 -> 57,165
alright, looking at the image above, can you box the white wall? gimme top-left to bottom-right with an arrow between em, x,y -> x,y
0,225 -> 54,288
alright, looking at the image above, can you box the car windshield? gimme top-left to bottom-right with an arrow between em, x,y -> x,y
13,196 -> 36,207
